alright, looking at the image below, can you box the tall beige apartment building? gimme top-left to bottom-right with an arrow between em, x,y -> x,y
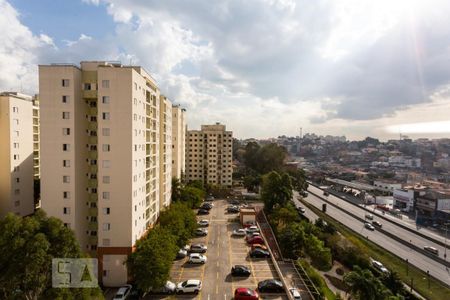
39,61 -> 172,286
32,96 -> 40,180
0,92 -> 35,217
186,123 -> 233,187
171,105 -> 186,180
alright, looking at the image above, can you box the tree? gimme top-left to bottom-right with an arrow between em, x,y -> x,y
382,271 -> 405,297
287,169 -> 309,193
171,177 -> 182,202
243,174 -> 261,193
0,210 -> 102,300
127,228 -> 178,293
243,141 -> 261,171
187,180 -> 205,191
261,171 -> 293,212
159,202 -> 197,247
254,143 -> 288,174
305,235 -> 332,271
278,223 -> 306,258
343,266 -> 390,300
180,186 -> 205,208
270,204 -> 298,230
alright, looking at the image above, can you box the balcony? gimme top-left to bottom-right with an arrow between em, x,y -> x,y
89,207 -> 98,215
89,165 -> 98,173
89,151 -> 98,159
89,107 -> 98,115
88,222 -> 97,231
88,236 -> 98,244
89,136 -> 97,144
90,193 -> 98,202
83,90 -> 98,99
88,179 -> 98,188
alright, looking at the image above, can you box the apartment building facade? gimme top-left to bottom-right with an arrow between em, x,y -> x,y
39,61 -> 166,286
171,105 -> 186,180
0,92 -> 35,217
159,95 -> 172,209
186,123 -> 233,187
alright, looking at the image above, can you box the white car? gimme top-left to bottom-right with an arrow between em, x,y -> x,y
372,260 -> 389,274
246,226 -> 260,233
232,229 -> 246,236
176,279 -> 202,294
190,243 -> 208,253
198,219 -> 209,227
289,288 -> 302,300
188,253 -> 207,264
113,284 -> 132,299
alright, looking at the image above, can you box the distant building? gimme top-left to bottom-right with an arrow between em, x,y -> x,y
0,92 -> 35,217
186,123 -> 233,187
416,190 -> 450,219
171,105 -> 186,180
373,180 -> 402,195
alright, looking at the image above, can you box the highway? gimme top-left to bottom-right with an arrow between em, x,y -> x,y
302,187 -> 450,287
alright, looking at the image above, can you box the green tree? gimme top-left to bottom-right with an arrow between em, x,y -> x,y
171,177 -> 182,202
0,210 -> 102,300
180,186 -> 205,208
305,235 -> 332,271
159,202 -> 197,247
278,223 -> 306,258
344,266 -> 390,300
127,228 -> 178,293
187,180 -> 205,191
254,143 -> 287,174
261,171 -> 293,212
287,169 -> 309,193
382,271 -> 405,297
270,204 -> 298,230
243,174 -> 260,193
243,141 -> 261,171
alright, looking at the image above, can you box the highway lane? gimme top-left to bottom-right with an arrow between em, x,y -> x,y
308,185 -> 450,262
302,191 -> 450,287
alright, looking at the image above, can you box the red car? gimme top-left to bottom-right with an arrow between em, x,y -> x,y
234,287 -> 259,300
243,221 -> 256,228
247,236 -> 264,245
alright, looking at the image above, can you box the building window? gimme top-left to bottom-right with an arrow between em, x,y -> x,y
63,191 -> 70,199
63,143 -> 70,151
62,95 -> 69,103
14,200 -> 20,207
15,178 -> 20,183
102,112 -> 110,120
63,207 -> 71,214
12,106 -> 19,113
102,128 -> 110,136
63,160 -> 70,167
102,176 -> 110,184
13,142 -> 19,149
102,144 -> 110,152
103,208 -> 110,215
62,79 -> 70,87
62,112 -> 70,119
102,80 -> 110,88
63,176 -> 70,183
83,83 -> 92,90
63,128 -> 71,135
14,131 -> 19,137
102,192 -> 110,199
102,223 -> 111,231
14,189 -> 20,195
13,166 -> 19,172
102,160 -> 110,168
102,96 -> 110,104
13,154 -> 19,160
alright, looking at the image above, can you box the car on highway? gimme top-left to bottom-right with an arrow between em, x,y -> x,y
188,253 -> 207,264
249,248 -> 270,258
227,205 -> 240,213
197,208 -> 209,215
323,191 -> 329,196
197,219 -> 209,227
372,260 -> 389,274
257,279 -> 284,293
246,225 -> 260,233
247,236 -> 264,245
364,222 -> 375,231
148,281 -> 176,294
300,191 -> 308,197
113,284 -> 132,300
234,287 -> 259,300
297,206 -> 306,214
424,246 -> 439,255
365,214 -> 374,220
176,279 -> 202,294
190,244 -> 207,253
251,243 -> 268,251
231,265 -> 251,276
372,220 -> 382,228
195,228 -> 208,236
176,248 -> 188,259
233,229 -> 247,236
289,288 -> 302,299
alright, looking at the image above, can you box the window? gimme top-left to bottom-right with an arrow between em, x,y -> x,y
102,144 -> 110,152
102,112 -> 110,120
13,166 -> 19,172
63,160 -> 70,167
62,112 -> 70,119
102,192 -> 110,199
63,207 -> 71,214
13,142 -> 19,148
15,178 -> 20,183
62,95 -> 69,103
62,79 -> 70,87
64,223 -> 71,228
103,239 -> 110,246
102,160 -> 110,168
63,191 -> 70,199
63,128 -> 71,135
12,106 -> 19,113
14,131 -> 19,137
83,83 -> 92,90
102,96 -> 110,104
14,189 -> 20,195
103,208 -> 110,215
102,80 -> 110,88
63,143 -> 70,151
13,119 -> 19,125
102,223 -> 111,231
14,201 -> 20,207
13,154 -> 19,160
102,128 -> 110,136
102,176 -> 110,184
63,175 -> 70,183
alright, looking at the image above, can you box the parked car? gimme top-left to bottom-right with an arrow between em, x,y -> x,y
176,279 -> 202,294
365,214 -> 374,220
195,228 -> 208,236
234,287 -> 259,300
113,284 -> 132,300
257,279 -> 284,293
188,253 -> 207,264
372,260 -> 389,274
246,226 -> 260,233
243,221 -> 256,228
206,195 -> 215,201
149,281 -> 176,294
251,243 -> 268,251
364,222 -> 375,231
200,203 -> 213,210
297,207 -> 306,214
245,232 -> 261,240
176,248 -> 188,259
231,265 -> 251,276
227,205 -> 240,213
197,208 -> 209,215
289,288 -> 302,300
249,248 -> 270,258
247,236 -> 264,245
198,219 -> 209,227
424,246 -> 439,255
190,244 -> 208,253
372,221 -> 382,228
230,199 -> 240,205
232,229 -> 247,236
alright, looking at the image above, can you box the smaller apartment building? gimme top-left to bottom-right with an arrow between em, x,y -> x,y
186,123 -> 233,187
171,105 -> 186,180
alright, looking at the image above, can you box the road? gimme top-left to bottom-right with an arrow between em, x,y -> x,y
303,188 -> 450,287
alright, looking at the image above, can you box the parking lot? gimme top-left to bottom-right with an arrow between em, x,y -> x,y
161,199 -> 288,299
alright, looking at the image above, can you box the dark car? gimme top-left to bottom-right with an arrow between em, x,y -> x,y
257,279 -> 284,293
249,248 -> 270,258
227,206 -> 240,213
195,228 -> 208,236
230,199 -> 240,205
206,195 -> 215,201
323,191 -> 329,196
200,203 -> 212,210
372,221 -> 382,228
197,209 -> 209,215
231,265 -> 251,276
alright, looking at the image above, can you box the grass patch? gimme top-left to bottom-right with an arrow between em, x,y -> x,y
300,198 -> 450,300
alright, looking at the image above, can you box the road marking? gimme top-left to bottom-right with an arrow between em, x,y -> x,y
216,284 -> 219,294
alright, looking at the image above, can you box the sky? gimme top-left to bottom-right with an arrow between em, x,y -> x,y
1,0 -> 450,141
